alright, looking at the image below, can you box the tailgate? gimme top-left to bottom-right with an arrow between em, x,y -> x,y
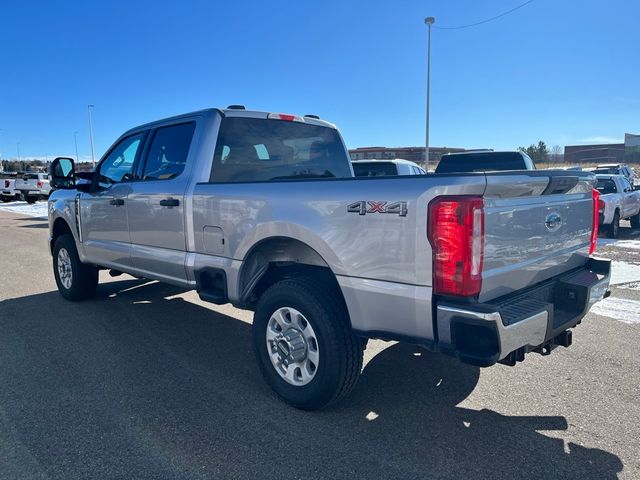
15,177 -> 36,189
480,171 -> 595,302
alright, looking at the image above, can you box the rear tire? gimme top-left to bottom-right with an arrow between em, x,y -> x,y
252,277 -> 363,410
608,212 -> 620,238
25,195 -> 37,204
0,196 -> 10,203
53,234 -> 98,301
631,212 -> 640,229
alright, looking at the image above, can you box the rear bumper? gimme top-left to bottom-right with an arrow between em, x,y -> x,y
436,258 -> 611,367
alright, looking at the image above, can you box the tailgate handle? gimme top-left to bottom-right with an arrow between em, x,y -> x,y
159,198 -> 180,207
109,198 -> 125,206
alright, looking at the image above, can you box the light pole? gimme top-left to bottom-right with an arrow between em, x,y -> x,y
74,131 -> 80,162
87,104 -> 96,167
424,16 -> 435,171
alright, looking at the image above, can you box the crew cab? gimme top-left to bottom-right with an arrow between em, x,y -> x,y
435,150 -> 535,174
47,107 -> 610,410
352,159 -> 426,176
14,172 -> 51,203
0,172 -> 21,202
595,174 -> 640,237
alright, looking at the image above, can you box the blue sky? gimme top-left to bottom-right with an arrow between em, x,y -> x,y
1,0 -> 638,160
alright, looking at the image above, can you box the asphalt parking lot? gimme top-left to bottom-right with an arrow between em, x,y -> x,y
0,207 -> 639,480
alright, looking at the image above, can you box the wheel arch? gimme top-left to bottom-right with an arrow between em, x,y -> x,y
51,217 -> 74,255
236,236 -> 348,318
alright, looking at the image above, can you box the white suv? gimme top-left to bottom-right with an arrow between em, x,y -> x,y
594,164 -> 636,186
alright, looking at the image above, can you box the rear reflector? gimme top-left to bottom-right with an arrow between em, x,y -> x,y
428,196 -> 484,297
590,188 -> 599,255
267,113 -> 304,122
37,181 -> 43,188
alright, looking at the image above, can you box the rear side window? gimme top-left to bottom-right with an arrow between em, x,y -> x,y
596,179 -> 617,194
142,122 -> 195,181
353,162 -> 398,177
435,152 -> 529,174
210,117 -> 351,183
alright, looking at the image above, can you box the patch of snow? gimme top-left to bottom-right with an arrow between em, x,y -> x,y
613,240 -> 640,250
590,297 -> 640,325
610,261 -> 640,286
0,201 -> 48,218
598,238 -> 640,250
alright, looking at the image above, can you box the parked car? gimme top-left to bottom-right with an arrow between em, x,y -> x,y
593,164 -> 636,186
435,151 -> 535,174
0,172 -> 21,202
595,174 -> 640,237
47,107 -> 610,410
352,159 -> 426,177
14,172 -> 51,203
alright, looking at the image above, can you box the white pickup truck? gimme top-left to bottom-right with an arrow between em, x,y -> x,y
14,172 -> 52,203
1,173 -> 21,202
47,107 -> 611,410
595,174 -> 640,238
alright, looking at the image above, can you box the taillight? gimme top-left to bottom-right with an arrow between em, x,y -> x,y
428,196 -> 484,297
37,180 -> 43,188
3,180 -> 8,188
590,188 -> 599,255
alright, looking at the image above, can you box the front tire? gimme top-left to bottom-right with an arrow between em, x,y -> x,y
252,277 -> 363,410
53,234 -> 98,301
608,212 -> 620,238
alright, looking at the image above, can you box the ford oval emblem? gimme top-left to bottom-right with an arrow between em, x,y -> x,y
545,212 -> 562,232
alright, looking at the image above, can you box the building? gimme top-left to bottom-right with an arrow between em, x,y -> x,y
564,134 -> 640,165
625,133 -> 640,164
564,143 -> 625,165
348,146 -> 465,166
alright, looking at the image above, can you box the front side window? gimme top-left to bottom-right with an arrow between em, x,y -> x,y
98,134 -> 144,188
210,117 -> 352,183
141,122 -> 195,181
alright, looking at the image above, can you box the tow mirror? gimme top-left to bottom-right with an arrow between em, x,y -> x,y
49,157 -> 76,189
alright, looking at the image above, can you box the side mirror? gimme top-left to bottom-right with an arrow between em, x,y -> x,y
49,157 -> 76,189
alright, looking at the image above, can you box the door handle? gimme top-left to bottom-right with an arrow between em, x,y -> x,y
109,198 -> 125,206
159,198 -> 180,207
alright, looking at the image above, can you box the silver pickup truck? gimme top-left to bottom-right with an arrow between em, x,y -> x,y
47,107 -> 611,410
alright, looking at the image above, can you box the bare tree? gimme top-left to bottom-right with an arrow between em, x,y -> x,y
551,145 -> 563,165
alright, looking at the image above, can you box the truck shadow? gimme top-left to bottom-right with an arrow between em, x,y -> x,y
0,279 -> 623,480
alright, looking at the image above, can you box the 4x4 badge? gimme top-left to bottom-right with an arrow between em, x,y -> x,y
347,201 -> 408,217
